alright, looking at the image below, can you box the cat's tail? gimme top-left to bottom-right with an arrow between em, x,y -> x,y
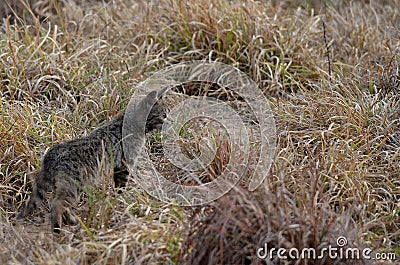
17,171 -> 53,219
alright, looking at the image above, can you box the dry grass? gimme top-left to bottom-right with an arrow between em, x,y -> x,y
0,0 -> 399,264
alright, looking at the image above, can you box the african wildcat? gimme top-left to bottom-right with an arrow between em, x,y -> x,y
17,88 -> 169,232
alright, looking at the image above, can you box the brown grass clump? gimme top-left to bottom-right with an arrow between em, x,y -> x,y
1,0 -> 399,264
179,178 -> 368,265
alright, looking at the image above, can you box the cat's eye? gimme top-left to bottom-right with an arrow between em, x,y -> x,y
162,112 -> 167,119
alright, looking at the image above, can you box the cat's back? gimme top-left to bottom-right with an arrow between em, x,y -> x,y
44,114 -> 124,164
41,114 -> 125,178
41,136 -> 102,171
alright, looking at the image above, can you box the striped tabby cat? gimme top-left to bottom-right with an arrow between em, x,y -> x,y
18,88 -> 168,232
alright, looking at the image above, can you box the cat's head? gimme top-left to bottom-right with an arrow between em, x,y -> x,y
145,87 -> 169,132
124,87 -> 169,133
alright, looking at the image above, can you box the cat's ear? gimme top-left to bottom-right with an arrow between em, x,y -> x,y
145,87 -> 168,101
156,87 -> 169,99
146,90 -> 158,101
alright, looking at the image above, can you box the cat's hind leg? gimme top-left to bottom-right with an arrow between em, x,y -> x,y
17,171 -> 52,219
50,177 -> 79,233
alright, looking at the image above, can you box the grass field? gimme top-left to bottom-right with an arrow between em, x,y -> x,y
0,0 -> 399,264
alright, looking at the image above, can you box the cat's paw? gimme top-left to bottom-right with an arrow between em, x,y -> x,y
16,199 -> 36,219
50,200 -> 77,233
